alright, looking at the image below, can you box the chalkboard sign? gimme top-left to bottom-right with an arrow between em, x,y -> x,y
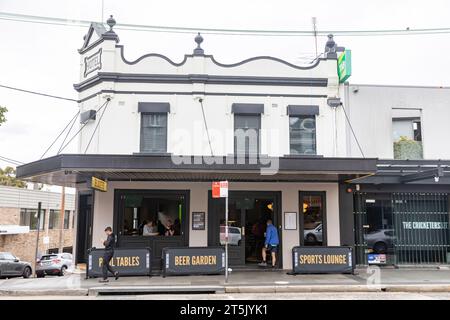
292,246 -> 353,274
162,247 -> 225,277
87,247 -> 151,278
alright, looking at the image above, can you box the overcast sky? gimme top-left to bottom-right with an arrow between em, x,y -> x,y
1,0 -> 450,172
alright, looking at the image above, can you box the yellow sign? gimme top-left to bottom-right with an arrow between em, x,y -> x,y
91,177 -> 107,192
174,255 -> 217,266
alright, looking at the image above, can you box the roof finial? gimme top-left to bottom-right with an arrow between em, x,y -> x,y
324,34 -> 338,58
193,32 -> 204,56
107,15 -> 116,32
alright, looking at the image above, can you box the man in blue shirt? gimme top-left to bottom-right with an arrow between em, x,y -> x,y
258,218 -> 279,268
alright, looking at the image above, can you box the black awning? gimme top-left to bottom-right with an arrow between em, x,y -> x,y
231,103 -> 264,114
287,105 -> 319,116
138,102 -> 170,113
16,154 -> 377,187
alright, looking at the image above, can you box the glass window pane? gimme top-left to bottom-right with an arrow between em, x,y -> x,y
140,113 -> 167,153
302,193 -> 325,246
290,116 -> 316,155
122,193 -> 185,237
234,114 -> 260,155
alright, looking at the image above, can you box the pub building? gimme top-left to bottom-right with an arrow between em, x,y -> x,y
17,16 -> 450,272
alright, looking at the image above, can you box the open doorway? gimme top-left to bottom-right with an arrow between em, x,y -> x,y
208,191 -> 282,268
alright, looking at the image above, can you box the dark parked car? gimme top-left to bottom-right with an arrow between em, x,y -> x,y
0,252 -> 32,279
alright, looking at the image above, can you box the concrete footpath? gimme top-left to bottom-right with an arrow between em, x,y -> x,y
1,267 -> 450,297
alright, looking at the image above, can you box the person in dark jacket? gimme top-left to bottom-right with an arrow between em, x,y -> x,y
99,226 -> 119,283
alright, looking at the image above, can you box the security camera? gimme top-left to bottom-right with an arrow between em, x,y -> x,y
352,87 -> 359,94
434,176 -> 440,183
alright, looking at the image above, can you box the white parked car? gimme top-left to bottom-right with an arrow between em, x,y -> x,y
220,226 -> 242,246
304,223 -> 323,244
36,253 -> 73,277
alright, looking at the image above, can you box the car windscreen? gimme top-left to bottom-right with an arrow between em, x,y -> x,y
40,255 -> 58,261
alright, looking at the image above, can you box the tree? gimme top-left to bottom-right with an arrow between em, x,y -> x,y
0,106 -> 7,126
0,166 -> 26,188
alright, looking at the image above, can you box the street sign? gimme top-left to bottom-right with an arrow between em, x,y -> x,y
338,50 -> 352,83
212,181 -> 228,198
91,176 -> 108,192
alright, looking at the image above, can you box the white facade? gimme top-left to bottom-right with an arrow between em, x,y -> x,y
70,22 -> 364,269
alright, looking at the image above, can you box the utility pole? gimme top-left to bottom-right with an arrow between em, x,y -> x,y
58,186 -> 66,253
33,201 -> 42,277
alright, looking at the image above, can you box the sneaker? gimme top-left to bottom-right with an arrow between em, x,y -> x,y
114,272 -> 119,280
258,262 -> 267,267
99,279 -> 109,283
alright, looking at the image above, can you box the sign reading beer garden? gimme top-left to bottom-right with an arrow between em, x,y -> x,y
338,50 -> 352,83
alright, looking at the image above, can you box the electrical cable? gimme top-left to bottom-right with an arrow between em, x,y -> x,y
83,99 -> 110,154
340,103 -> 365,158
0,84 -> 77,102
198,98 -> 214,157
0,155 -> 24,166
2,11 -> 450,37
58,99 -> 109,154
40,111 -> 80,159
57,111 -> 80,154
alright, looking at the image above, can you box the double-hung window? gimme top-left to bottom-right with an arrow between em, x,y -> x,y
138,102 -> 170,153
288,105 -> 319,155
232,103 -> 264,155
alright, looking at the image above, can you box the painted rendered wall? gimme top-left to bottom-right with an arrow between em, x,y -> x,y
343,84 -> 450,159
76,33 -> 347,158
90,181 -> 339,269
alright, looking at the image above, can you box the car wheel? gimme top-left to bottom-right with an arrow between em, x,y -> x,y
306,234 -> 317,243
59,266 -> 67,277
22,267 -> 32,279
374,241 -> 387,254
36,272 -> 45,278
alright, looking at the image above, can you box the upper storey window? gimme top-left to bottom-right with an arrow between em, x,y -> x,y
287,105 -> 319,155
232,104 -> 264,156
138,103 -> 170,154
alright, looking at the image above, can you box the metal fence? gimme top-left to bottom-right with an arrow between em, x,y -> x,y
354,192 -> 450,265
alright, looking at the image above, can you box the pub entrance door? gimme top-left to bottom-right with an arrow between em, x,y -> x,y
208,191 -> 282,268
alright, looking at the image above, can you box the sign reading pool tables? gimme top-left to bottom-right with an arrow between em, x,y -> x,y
91,176 -> 107,192
292,246 -> 353,274
87,247 -> 151,278
163,247 -> 225,276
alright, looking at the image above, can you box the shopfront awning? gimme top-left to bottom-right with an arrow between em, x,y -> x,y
0,225 -> 30,235
16,154 -> 377,187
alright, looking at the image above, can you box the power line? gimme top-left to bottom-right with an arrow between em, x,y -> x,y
0,155 -> 24,166
84,99 -> 110,153
2,11 -> 450,37
40,111 -> 80,159
0,84 -> 77,102
340,103 -> 365,158
58,99 -> 109,154
198,98 -> 214,157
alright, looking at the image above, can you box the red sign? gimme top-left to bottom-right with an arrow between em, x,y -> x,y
212,181 -> 228,198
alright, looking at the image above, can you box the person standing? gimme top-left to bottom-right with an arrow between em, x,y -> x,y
99,226 -> 119,283
258,219 -> 279,268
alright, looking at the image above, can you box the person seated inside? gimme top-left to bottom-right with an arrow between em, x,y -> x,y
164,219 -> 175,236
143,220 -> 159,236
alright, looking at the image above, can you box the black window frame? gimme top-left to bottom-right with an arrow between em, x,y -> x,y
289,115 -> 317,155
299,191 -> 327,246
63,210 -> 71,229
19,208 -> 45,231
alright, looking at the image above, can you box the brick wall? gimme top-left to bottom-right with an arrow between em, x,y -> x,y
0,207 -> 75,263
